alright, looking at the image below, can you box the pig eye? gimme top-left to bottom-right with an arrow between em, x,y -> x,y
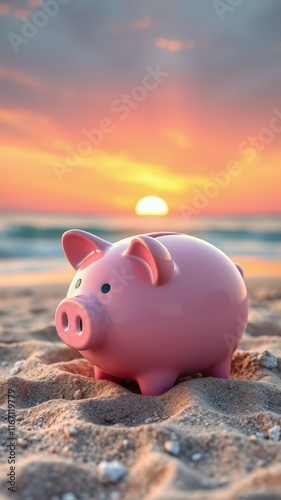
75,279 -> 82,289
101,283 -> 111,294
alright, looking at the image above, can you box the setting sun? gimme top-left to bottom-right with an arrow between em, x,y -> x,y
135,196 -> 169,216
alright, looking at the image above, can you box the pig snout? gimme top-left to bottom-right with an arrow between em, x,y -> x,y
55,296 -> 106,351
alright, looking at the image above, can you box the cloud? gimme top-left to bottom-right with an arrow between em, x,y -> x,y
0,4 -> 10,15
0,0 -> 37,18
0,106 -> 58,154
52,146 -> 209,194
0,65 -> 45,89
156,38 -> 196,52
0,0 -> 281,205
162,129 -> 191,149
131,17 -> 152,30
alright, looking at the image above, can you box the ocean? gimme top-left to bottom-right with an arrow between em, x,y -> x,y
0,212 -> 281,278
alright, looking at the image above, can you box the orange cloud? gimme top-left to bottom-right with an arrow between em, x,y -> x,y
1,142 -> 211,215
0,1 -> 37,18
156,38 -> 196,52
0,106 -> 61,156
0,65 -> 45,89
2,138 -> 281,216
131,17 -> 152,30
0,4 -> 30,18
0,4 -> 9,15
0,107 -> 52,128
162,129 -> 191,148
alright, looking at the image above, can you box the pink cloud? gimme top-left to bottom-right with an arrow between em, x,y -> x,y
131,16 -> 152,30
156,38 -> 196,52
0,65 -> 45,89
0,1 -> 37,18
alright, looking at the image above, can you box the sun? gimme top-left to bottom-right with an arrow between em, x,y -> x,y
135,196 -> 169,216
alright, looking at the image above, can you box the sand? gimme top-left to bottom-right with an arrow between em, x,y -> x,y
0,278 -> 281,500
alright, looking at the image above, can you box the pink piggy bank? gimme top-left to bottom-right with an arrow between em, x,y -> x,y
55,230 -> 248,396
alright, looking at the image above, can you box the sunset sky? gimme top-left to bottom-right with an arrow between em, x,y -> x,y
1,0 -> 281,216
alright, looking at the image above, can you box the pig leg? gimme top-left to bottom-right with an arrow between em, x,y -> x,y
94,367 -> 121,384
202,357 -> 231,379
137,371 -> 177,396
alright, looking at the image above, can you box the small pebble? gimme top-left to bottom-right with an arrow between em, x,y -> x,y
144,417 -> 152,424
258,350 -> 277,369
10,366 -> 21,375
61,494 -> 77,500
97,460 -> 127,484
268,425 -> 280,441
64,427 -> 78,437
122,439 -> 129,447
1,361 -> 8,367
31,435 -> 41,441
191,452 -> 202,461
256,432 -> 264,438
249,434 -> 258,443
249,435 -> 258,442
163,440 -> 180,456
14,359 -> 25,367
73,389 -> 83,400
17,438 -> 28,448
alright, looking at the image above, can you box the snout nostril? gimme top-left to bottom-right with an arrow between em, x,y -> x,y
76,316 -> 83,335
62,312 -> 68,331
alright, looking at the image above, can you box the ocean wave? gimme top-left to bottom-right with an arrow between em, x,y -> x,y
0,214 -> 281,266
2,223 -> 281,242
198,228 -> 281,242
2,224 -> 130,241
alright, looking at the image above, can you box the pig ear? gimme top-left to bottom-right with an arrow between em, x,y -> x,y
62,229 -> 112,269
235,263 -> 244,278
125,235 -> 174,286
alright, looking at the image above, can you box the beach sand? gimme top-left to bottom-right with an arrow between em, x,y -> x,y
0,278 -> 281,500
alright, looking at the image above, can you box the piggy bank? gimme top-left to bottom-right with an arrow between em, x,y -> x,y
55,230 -> 248,396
